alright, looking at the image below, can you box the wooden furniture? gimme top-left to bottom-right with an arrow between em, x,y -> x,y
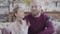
10,0 -> 23,3
8,11 -> 60,22
44,12 -> 60,22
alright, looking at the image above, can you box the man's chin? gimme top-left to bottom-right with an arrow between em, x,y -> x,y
32,14 -> 37,16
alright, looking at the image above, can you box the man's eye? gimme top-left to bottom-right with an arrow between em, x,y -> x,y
31,6 -> 33,8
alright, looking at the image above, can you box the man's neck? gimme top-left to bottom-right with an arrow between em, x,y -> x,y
34,13 -> 41,18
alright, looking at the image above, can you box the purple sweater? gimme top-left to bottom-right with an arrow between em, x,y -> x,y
25,13 -> 55,34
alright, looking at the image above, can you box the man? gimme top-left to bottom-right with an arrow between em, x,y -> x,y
25,0 -> 55,34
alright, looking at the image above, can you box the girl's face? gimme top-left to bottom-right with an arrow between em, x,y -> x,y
15,8 -> 25,19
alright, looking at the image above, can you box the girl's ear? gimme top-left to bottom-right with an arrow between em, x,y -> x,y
15,13 -> 17,17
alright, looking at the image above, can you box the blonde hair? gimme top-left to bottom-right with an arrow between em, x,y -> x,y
13,6 -> 21,17
13,7 -> 20,13
12,6 -> 30,25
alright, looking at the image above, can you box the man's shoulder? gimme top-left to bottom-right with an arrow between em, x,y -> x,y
24,14 -> 31,19
42,13 -> 50,19
41,13 -> 50,22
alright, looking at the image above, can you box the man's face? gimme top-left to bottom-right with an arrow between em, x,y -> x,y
15,8 -> 25,19
30,4 -> 41,16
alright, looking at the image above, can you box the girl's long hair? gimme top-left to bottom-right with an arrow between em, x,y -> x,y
12,6 -> 30,25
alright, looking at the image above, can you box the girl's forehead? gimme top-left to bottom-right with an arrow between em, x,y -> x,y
18,8 -> 23,11
17,8 -> 24,12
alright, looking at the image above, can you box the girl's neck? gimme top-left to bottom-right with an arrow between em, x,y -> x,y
17,18 -> 23,24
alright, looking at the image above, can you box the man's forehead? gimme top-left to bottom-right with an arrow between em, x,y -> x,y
30,0 -> 40,6
30,4 -> 40,7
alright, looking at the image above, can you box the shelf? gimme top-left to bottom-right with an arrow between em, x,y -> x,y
0,6 -> 9,8
9,0 -> 22,3
53,1 -> 60,2
0,14 -> 8,22
10,1 -> 21,3
24,11 -> 60,14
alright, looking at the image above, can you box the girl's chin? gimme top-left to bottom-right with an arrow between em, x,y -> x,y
19,17 -> 24,19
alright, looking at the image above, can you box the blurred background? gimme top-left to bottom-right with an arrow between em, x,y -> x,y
0,0 -> 60,22
0,0 -> 60,34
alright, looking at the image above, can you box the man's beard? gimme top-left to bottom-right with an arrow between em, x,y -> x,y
32,12 -> 39,17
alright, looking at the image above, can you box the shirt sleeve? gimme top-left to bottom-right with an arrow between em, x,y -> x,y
38,15 -> 55,34
38,21 -> 55,34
